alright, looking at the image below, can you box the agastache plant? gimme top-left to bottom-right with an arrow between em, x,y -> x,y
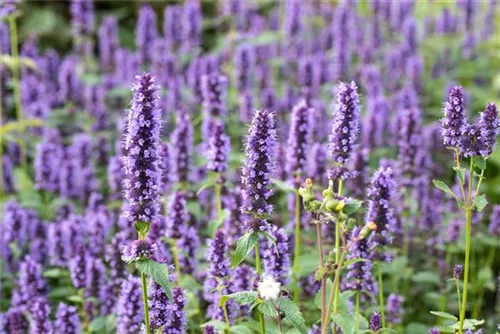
434,87 -> 499,333
122,73 -> 172,334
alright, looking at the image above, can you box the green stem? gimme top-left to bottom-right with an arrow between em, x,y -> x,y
141,272 -> 151,334
215,176 -> 223,221
292,190 -> 301,302
456,278 -> 462,316
171,242 -> 182,284
255,242 -> 262,276
316,223 -> 326,332
355,292 -> 360,333
138,229 -> 151,334
258,311 -> 266,334
218,282 -> 231,334
331,179 -> 343,334
459,160 -> 474,334
378,263 -> 386,328
322,249 -> 347,334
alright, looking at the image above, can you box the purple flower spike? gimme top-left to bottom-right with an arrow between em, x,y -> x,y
241,109 -> 277,219
70,0 -> 94,38
207,230 -> 231,278
204,325 -> 217,334
29,297 -> 53,334
328,81 -> 361,166
163,5 -> 183,51
158,143 -> 172,196
387,293 -> 404,324
369,312 -> 382,331
177,226 -> 200,275
263,227 -> 291,285
398,107 -> 422,181
122,73 -> 161,225
166,192 -> 189,240
207,120 -> 230,174
286,99 -> 313,184
366,167 -> 398,262
345,226 -> 375,292
453,264 -> 463,280
478,103 -> 499,156
235,45 -> 255,93
34,131 -> 63,192
55,303 -> 81,334
12,256 -> 47,310
182,0 -> 202,52
117,277 -> 143,334
122,239 -> 157,263
172,112 -> 194,184
442,86 -> 467,149
98,16 -> 119,71
163,287 -> 187,333
201,73 -> 228,118
489,205 -> 500,236
136,5 -> 158,65
1,307 -> 28,334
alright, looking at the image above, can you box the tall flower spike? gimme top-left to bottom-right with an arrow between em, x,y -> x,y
207,230 -> 231,278
122,73 -> 161,225
263,227 -> 291,285
70,0 -> 94,38
366,167 -> 398,262
328,81 -> 361,167
34,130 -> 63,192
158,143 -> 172,196
162,287 -> 187,333
12,256 -> 47,310
345,226 -> 375,292
1,307 -> 28,334
116,277 -> 144,334
29,297 -> 53,334
442,86 -> 467,149
54,303 -> 81,334
234,44 -> 254,93
163,5 -> 183,51
136,5 -> 158,65
241,109 -> 277,218
478,103 -> 499,157
98,16 -> 119,71
207,120 -> 230,174
286,99 -> 313,184
172,111 -> 194,184
166,192 -> 189,240
182,0 -> 202,52
397,107 -> 422,181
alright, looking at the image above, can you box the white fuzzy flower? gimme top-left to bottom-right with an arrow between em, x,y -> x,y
258,275 -> 281,300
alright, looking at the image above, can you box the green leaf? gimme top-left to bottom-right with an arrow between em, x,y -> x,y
226,291 -> 259,306
135,259 -> 172,299
66,295 -> 83,304
278,298 -> 307,334
231,233 -> 259,268
453,166 -> 466,184
412,271 -> 440,285
314,279 -> 332,309
333,313 -> 356,334
343,257 -> 368,267
432,180 -> 457,199
473,194 -> 488,212
43,267 -> 68,278
229,325 -> 253,334
201,320 -> 227,331
472,157 -> 486,170
430,311 -> 458,321
89,316 -> 106,333
342,199 -> 363,215
437,326 -> 455,333
207,209 -> 230,237
272,178 -> 296,193
258,300 -> 277,318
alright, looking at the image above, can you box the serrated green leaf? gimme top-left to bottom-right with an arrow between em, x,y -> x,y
226,291 -> 259,306
230,325 -> 253,334
201,320 -> 227,331
430,311 -> 458,321
342,199 -> 363,215
278,298 -> 307,334
231,232 -> 259,268
135,259 -> 172,299
432,180 -> 457,199
258,300 -> 277,317
333,313 -> 356,334
89,316 -> 106,333
473,194 -> 488,211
